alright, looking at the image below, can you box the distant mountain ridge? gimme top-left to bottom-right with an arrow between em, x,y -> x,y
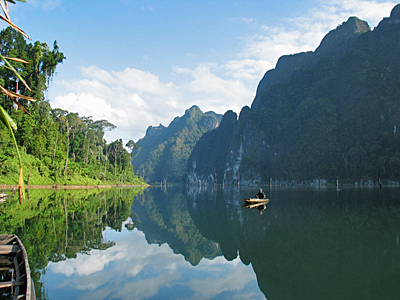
131,105 -> 222,183
188,4 -> 400,185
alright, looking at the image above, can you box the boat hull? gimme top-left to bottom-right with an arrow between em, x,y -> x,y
242,198 -> 269,204
242,202 -> 268,209
0,234 -> 35,300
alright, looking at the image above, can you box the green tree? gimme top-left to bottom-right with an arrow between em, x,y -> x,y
126,139 -> 138,156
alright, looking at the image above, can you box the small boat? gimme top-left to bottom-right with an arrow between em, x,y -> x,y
242,198 -> 269,204
0,234 -> 35,300
242,202 -> 268,209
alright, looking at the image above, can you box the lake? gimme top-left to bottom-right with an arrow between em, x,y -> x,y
0,185 -> 399,299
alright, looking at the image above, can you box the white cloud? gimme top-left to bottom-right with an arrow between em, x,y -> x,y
51,64 -> 253,143
237,0 -> 396,72
175,64 -> 255,111
223,58 -> 271,81
312,0 -> 397,27
111,68 -> 174,98
239,26 -> 316,71
51,66 -> 182,143
53,92 -> 123,121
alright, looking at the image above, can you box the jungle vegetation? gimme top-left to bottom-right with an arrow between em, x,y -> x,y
0,27 -> 145,186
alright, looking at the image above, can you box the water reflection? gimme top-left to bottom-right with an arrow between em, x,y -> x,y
45,221 -> 262,300
0,188 -> 144,299
1,186 -> 399,299
188,186 -> 400,300
131,187 -> 222,265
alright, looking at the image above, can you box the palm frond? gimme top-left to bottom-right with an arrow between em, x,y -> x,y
0,104 -> 17,130
0,14 -> 30,40
4,57 -> 29,64
0,53 -> 31,91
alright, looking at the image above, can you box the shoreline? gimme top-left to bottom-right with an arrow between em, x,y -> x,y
0,184 -> 149,190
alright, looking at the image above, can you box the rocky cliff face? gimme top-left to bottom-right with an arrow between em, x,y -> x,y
187,110 -> 238,184
229,16 -> 372,184
188,5 -> 400,185
314,17 -> 370,57
252,17 -> 371,110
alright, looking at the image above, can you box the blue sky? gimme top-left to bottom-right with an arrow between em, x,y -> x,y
4,0 -> 398,142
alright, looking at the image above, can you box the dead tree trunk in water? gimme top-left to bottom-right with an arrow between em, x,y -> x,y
378,170 -> 382,189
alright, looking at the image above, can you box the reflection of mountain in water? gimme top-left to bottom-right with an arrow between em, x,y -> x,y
131,187 -> 221,265
187,186 -> 249,261
187,186 -> 400,300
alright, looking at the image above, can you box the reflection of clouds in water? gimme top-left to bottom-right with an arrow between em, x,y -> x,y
76,272 -> 182,300
56,271 -> 113,291
112,272 -> 182,300
47,227 -> 263,300
187,270 -> 260,300
187,257 -> 262,300
49,229 -> 178,277
49,242 -> 129,277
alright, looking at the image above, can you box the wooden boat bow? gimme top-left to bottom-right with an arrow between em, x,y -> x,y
0,234 -> 35,300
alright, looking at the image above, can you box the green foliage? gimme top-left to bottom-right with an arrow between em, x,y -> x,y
132,105 -> 221,183
0,27 -> 146,186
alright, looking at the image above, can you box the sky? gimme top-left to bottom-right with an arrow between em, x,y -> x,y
3,0 -> 398,143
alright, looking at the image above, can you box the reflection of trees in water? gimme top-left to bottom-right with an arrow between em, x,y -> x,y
131,186 -> 221,265
187,187 -> 400,300
0,187 -> 144,300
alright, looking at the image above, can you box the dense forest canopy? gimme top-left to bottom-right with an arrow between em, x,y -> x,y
0,27 -> 145,186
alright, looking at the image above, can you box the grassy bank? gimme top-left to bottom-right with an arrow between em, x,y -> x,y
0,151 -> 147,187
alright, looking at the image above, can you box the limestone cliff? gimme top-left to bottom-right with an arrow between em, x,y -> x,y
189,5 -> 400,185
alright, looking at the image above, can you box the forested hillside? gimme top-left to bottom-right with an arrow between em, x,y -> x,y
131,106 -> 222,183
0,27 -> 145,186
188,4 -> 400,186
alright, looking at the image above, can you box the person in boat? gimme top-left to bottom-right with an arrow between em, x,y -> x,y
255,189 -> 266,199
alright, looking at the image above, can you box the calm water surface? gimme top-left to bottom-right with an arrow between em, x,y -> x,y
1,186 -> 400,299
